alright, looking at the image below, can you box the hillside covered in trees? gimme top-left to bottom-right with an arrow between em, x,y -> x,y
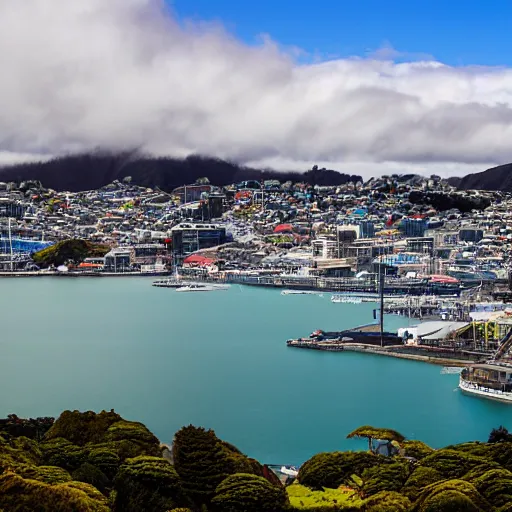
1,410 -> 512,511
0,152 -> 362,192
456,163 -> 512,192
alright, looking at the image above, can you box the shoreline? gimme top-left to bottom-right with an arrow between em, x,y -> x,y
0,271 -> 170,278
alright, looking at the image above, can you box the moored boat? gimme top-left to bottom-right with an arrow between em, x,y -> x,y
281,290 -> 321,295
459,363 -> 512,403
175,283 -> 230,292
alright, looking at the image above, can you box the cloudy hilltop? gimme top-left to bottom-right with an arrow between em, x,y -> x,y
2,0 -> 512,179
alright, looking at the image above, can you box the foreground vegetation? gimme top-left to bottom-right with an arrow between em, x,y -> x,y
1,411 -> 512,511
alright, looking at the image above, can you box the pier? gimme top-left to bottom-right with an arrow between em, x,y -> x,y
286,340 -> 488,366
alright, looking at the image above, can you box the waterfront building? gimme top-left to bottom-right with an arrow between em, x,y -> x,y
170,223 -> 227,264
312,237 -> 338,259
104,248 -> 133,272
132,244 -> 169,266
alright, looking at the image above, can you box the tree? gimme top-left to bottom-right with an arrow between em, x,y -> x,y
113,456 -> 188,512
0,471 -> 109,512
347,426 -> 405,454
469,468 -> 512,509
413,479 -> 490,512
72,463 -> 110,494
172,425 -> 269,506
363,490 -> 411,512
488,426 -> 512,444
211,473 -> 288,512
298,451 -> 391,490
361,461 -> 411,497
420,449 -> 499,479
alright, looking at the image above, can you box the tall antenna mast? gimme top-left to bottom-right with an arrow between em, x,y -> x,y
379,261 -> 384,347
8,217 -> 13,272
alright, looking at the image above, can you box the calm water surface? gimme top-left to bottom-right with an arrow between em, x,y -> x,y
2,278 -> 512,465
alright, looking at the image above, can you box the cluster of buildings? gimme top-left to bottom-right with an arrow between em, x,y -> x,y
0,175 -> 510,291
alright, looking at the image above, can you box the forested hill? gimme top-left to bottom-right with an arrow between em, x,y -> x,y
0,152 -> 362,192
456,163 -> 512,192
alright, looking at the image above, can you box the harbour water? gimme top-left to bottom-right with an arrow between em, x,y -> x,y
2,277 -> 512,465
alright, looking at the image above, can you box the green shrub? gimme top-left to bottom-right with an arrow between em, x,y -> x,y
86,439 -> 154,461
361,461 -> 411,497
40,438 -> 87,471
444,441 -> 492,459
420,449 -> 499,479
298,452 -> 391,490
211,473 -> 288,512
401,440 -> 433,460
106,420 -> 159,447
72,463 -> 110,494
14,464 -> 72,485
10,436 -> 42,464
0,471 -> 109,511
44,410 -> 122,446
86,448 -> 121,481
173,425 -> 267,506
113,455 -> 188,512
488,442 -> 512,471
469,468 -> 512,509
363,491 -> 411,512
412,479 -> 491,512
402,467 -> 444,501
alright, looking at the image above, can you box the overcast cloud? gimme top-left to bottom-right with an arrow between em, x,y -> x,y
1,0 -> 512,177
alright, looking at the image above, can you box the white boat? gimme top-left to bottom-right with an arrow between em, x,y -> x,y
459,364 -> 512,403
280,465 -> 299,477
330,295 -> 363,304
281,290 -> 320,296
176,283 -> 229,292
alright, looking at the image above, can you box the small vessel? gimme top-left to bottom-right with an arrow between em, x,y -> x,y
459,328 -> 512,403
280,466 -> 299,477
330,295 -> 363,304
281,290 -> 320,295
153,266 -> 182,288
153,279 -> 182,288
459,364 -> 512,403
175,283 -> 230,292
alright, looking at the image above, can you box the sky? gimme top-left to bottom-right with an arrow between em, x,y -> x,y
172,0 -> 512,67
1,0 -> 512,178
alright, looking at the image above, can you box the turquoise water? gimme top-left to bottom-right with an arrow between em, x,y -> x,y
2,278 -> 512,465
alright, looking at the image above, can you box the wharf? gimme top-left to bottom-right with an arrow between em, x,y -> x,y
190,273 -> 476,297
286,340 -> 487,366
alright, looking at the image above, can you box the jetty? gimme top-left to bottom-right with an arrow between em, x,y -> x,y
286,339 -> 486,366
